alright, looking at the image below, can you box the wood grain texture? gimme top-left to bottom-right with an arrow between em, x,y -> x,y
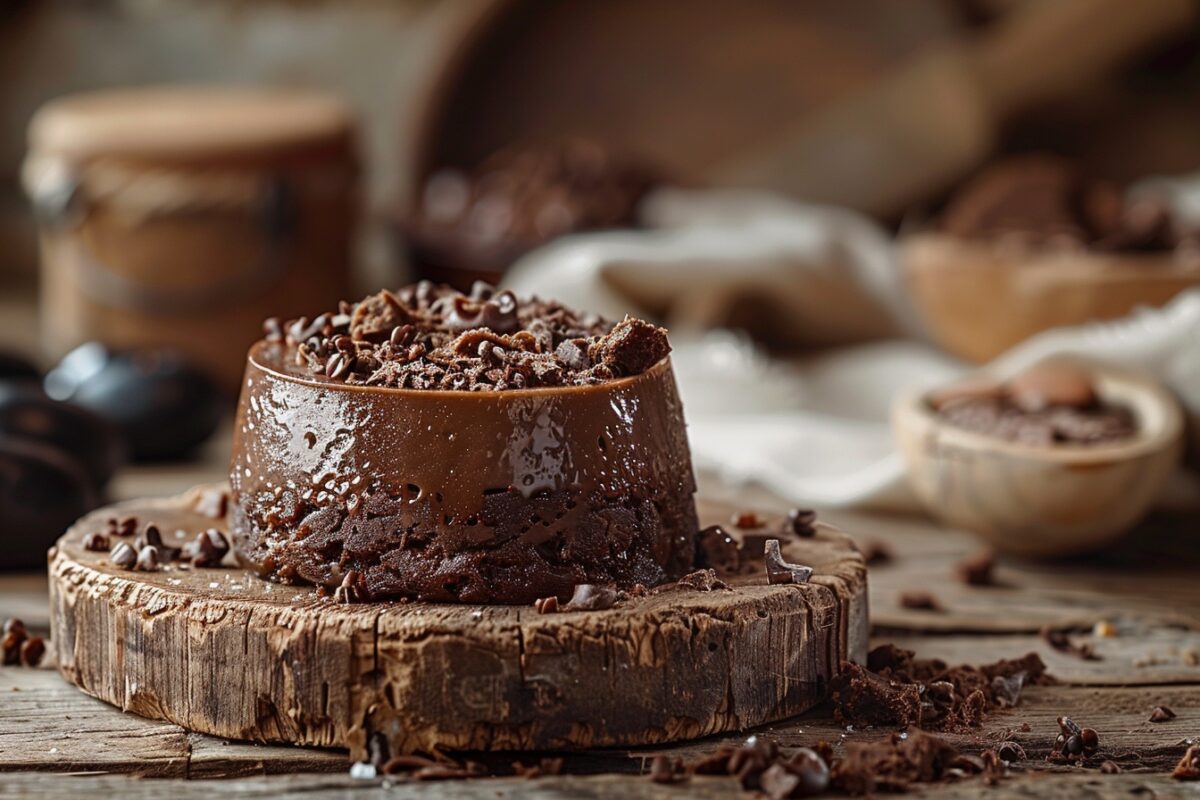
48,486 -> 867,757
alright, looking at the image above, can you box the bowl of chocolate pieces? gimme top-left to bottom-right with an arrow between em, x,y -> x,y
901,154 -> 1200,363
892,358 -> 1184,556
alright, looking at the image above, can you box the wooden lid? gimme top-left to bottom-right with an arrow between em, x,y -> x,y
29,85 -> 355,166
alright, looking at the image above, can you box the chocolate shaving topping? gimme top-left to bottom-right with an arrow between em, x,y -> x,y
764,539 -> 813,585
272,283 -> 670,391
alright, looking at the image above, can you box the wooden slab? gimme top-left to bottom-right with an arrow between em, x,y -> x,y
47,487 -> 867,757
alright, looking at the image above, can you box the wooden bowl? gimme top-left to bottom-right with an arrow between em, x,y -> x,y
891,359 -> 1184,557
901,232 -> 1200,363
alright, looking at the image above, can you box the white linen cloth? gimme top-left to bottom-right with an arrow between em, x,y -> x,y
504,188 -> 1200,513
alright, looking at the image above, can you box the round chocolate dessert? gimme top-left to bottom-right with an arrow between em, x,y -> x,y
230,282 -> 697,603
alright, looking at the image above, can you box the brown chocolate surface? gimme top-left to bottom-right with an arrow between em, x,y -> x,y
930,365 -> 1136,446
230,333 -> 697,603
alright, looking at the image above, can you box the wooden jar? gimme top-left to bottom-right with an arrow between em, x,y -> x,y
24,86 -> 357,391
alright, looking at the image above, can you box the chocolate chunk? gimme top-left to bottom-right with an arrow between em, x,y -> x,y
591,317 -> 670,376
184,528 -> 230,567
672,569 -> 729,592
648,754 -> 685,784
763,539 -> 813,585
1174,746 -> 1200,780
695,524 -> 740,571
111,542 -> 137,570
1150,705 -> 1177,723
859,539 -> 893,565
19,636 -> 45,667
956,550 -> 996,586
563,583 -> 620,611
83,532 -> 110,552
786,508 -> 817,537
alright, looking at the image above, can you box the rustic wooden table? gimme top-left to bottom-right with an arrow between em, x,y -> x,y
2,295 -> 1199,797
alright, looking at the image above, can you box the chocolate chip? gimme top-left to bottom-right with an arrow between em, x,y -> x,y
785,747 -> 830,796
137,524 -> 180,561
1150,706 -> 1176,723
111,542 -> 137,569
534,596 -> 559,614
564,583 -> 620,611
3,618 -> 26,638
136,545 -> 160,572
83,532 -> 110,552
19,636 -> 45,667
185,528 -> 230,567
956,549 -> 996,586
786,508 -> 817,537
763,539 -> 813,585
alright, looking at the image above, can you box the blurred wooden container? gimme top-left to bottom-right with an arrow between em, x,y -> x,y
23,86 -> 356,391
902,232 -> 1200,363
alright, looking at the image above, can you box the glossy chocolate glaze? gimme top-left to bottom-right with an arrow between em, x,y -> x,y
230,341 -> 698,603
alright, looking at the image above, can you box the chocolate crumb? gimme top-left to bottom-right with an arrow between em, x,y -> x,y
564,583 -> 621,611
1150,706 -> 1177,723
899,590 -> 942,611
732,511 -> 763,529
764,539 -> 813,585
1049,717 -> 1099,763
533,596 -> 559,614
786,508 -> 817,537
672,569 -> 730,592
956,550 -> 996,586
1173,745 -> 1200,780
19,636 -> 45,667
859,539 -> 893,565
1040,625 -> 1101,660
649,754 -> 686,785
1099,759 -> 1122,774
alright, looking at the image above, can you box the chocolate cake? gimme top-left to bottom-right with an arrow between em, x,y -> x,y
230,282 -> 697,603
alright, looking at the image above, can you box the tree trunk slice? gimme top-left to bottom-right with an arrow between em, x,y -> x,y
48,485 -> 867,757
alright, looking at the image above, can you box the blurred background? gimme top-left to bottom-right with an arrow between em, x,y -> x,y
3,0 -> 1200,567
